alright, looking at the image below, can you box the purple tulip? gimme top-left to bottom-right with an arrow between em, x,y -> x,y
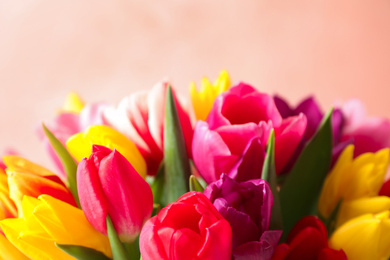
204,174 -> 282,260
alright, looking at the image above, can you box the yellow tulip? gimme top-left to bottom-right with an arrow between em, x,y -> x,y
190,70 -> 231,121
0,195 -> 112,260
318,145 -> 389,222
330,211 -> 390,260
66,125 -> 147,178
61,92 -> 84,114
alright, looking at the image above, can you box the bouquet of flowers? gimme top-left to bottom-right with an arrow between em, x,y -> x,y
1,71 -> 390,260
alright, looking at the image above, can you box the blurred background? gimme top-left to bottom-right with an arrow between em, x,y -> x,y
1,0 -> 390,167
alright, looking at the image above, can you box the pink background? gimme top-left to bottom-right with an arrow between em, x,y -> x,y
1,0 -> 390,168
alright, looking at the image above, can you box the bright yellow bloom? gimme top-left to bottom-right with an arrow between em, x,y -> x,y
0,234 -> 29,260
318,145 -> 389,226
190,70 -> 231,121
0,195 -> 112,260
61,92 -> 84,114
330,210 -> 390,260
66,125 -> 147,178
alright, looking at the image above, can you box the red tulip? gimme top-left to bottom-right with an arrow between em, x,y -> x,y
271,216 -> 347,260
139,191 -> 232,260
77,145 -> 153,242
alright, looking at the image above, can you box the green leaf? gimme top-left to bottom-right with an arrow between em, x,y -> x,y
189,175 -> 205,192
147,162 -> 165,206
42,124 -> 80,207
55,243 -> 111,260
261,130 -> 283,230
279,109 -> 333,239
106,215 -> 129,260
162,86 -> 191,205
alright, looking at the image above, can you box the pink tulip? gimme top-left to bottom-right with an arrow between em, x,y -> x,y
103,82 -> 193,176
340,99 -> 390,156
192,83 -> 306,183
139,191 -> 232,260
77,145 -> 153,242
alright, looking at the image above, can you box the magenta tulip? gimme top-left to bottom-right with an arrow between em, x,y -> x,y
204,174 -> 281,259
77,145 -> 153,242
192,83 -> 306,183
103,82 -> 193,176
139,191 -> 232,260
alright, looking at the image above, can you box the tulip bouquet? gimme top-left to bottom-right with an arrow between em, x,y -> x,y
1,71 -> 390,260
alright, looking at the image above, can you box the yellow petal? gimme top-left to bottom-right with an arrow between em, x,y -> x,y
34,195 -> 112,258
190,70 -> 231,121
318,146 -> 390,218
337,196 -> 390,227
0,233 -> 30,260
62,92 -> 84,114
330,211 -> 390,260
318,145 -> 354,218
66,125 -> 147,178
0,218 -> 71,260
0,195 -> 112,259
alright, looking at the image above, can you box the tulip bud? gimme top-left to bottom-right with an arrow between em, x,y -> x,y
77,145 -> 153,243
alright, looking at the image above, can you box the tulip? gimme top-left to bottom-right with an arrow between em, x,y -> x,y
271,216 -> 347,260
103,82 -> 193,176
318,145 -> 389,226
340,99 -> 390,156
77,145 -> 153,243
67,125 -> 147,179
204,174 -> 281,259
0,195 -> 112,260
192,83 -> 306,183
0,167 -> 17,220
3,155 -> 77,215
190,70 -> 231,121
329,211 -> 390,260
139,191 -> 232,260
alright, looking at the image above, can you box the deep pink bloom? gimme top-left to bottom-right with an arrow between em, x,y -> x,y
38,103 -> 108,177
340,99 -> 390,157
271,216 -> 347,260
139,191 -> 232,260
103,82 -> 193,176
192,83 -> 306,183
77,145 -> 153,242
204,174 -> 281,260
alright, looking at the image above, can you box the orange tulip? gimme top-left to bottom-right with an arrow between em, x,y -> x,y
3,156 -> 77,215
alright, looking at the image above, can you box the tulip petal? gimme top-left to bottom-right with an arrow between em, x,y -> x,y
192,121 -> 238,183
274,113 -> 307,173
77,157 -> 108,235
